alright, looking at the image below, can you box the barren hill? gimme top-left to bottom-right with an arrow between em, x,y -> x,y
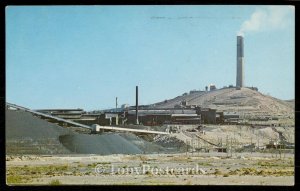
153,87 -> 294,118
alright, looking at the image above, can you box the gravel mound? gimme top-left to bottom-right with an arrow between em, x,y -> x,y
6,109 -> 72,154
59,133 -> 142,155
118,133 -> 165,154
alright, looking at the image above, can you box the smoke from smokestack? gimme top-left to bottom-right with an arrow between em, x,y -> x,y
237,6 -> 294,36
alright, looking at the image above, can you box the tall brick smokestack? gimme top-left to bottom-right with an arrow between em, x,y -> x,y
236,36 -> 244,88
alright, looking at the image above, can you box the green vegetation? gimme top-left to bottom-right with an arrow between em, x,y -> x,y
172,156 -> 192,162
49,179 -> 61,185
223,173 -> 229,177
213,169 -> 222,175
7,164 -> 73,185
145,170 -> 153,177
87,162 -> 111,168
228,167 -> 294,176
198,162 -> 212,166
257,161 -> 293,167
7,175 -> 27,184
139,155 -> 148,163
77,163 -> 86,168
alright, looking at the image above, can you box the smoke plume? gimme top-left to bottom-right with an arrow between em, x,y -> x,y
237,6 -> 294,36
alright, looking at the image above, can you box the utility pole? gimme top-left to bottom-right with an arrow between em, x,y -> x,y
230,138 -> 233,157
226,135 -> 229,157
256,133 -> 258,150
186,139 -> 188,156
251,136 -> 253,154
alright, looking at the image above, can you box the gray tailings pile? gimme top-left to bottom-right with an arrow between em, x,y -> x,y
59,133 -> 142,154
6,109 -> 143,155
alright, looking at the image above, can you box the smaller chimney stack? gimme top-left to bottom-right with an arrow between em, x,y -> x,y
116,97 -> 118,110
135,86 -> 139,125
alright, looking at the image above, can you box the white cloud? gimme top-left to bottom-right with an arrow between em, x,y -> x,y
237,6 -> 294,36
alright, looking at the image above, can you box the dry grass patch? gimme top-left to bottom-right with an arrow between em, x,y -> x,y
172,156 -> 192,162
229,167 -> 294,176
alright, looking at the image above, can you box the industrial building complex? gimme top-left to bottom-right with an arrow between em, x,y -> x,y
23,36 -> 259,128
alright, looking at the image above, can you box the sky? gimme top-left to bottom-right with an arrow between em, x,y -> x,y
6,5 -> 295,111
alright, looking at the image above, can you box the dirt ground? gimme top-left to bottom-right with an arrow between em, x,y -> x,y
6,152 -> 294,185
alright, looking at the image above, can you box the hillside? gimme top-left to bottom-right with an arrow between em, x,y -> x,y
284,99 -> 295,109
153,87 -> 294,118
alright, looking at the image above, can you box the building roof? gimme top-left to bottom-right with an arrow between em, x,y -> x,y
128,109 -> 196,115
